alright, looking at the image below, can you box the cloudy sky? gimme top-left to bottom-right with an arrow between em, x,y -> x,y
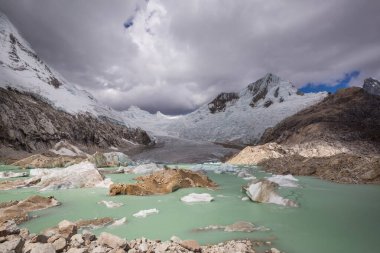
1,0 -> 379,114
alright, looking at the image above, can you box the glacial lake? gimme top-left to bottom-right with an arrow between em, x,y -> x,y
1,163 -> 380,253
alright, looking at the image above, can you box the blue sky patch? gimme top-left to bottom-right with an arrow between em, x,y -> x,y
123,17 -> 134,29
299,71 -> 360,93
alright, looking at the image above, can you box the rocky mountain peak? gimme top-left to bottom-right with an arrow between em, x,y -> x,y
363,77 -> 380,96
242,73 -> 299,108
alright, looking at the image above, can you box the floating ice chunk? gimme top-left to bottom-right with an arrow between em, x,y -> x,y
111,217 -> 126,226
181,193 -> 214,203
266,174 -> 299,188
241,197 -> 249,201
98,200 -> 124,208
133,208 -> 159,218
245,180 -> 298,207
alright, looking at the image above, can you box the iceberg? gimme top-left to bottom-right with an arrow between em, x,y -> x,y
133,208 -> 159,218
180,193 -> 214,203
98,200 -> 124,208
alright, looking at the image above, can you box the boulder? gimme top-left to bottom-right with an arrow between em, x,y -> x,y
71,234 -> 84,247
29,243 -> 56,253
0,220 -> 20,237
0,237 -> 24,253
58,220 -> 77,239
52,237 -> 67,252
97,232 -> 128,250
109,169 -> 217,196
66,248 -> 88,253
180,240 -> 201,252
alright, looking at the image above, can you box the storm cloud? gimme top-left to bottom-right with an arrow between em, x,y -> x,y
1,0 -> 379,114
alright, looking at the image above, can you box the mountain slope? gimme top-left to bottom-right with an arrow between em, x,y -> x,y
260,85 -> 380,152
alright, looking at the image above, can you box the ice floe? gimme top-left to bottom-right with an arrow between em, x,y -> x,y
110,217 -> 127,226
98,200 -> 124,208
133,208 -> 159,218
181,193 -> 214,203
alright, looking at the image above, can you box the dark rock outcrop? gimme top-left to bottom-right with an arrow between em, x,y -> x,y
363,77 -> 380,96
0,88 -> 152,152
208,92 -> 239,113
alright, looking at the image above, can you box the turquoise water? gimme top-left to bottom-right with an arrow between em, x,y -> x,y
0,164 -> 379,253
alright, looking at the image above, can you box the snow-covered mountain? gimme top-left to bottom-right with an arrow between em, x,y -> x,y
0,12 -> 124,123
120,73 -> 327,144
168,73 -> 327,144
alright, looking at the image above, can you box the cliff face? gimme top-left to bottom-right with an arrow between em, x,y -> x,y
0,88 -> 152,152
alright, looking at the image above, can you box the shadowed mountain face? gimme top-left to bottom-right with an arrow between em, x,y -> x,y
0,87 -> 152,152
260,87 -> 380,152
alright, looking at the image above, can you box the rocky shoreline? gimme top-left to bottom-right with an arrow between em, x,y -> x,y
0,220 -> 281,253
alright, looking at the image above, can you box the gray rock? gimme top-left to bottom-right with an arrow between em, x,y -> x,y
180,240 -> 201,252
53,237 -> 67,252
29,243 -> 56,253
66,248 -> 88,253
92,246 -> 110,253
154,242 -> 170,253
97,232 -> 128,249
0,220 -> 20,237
0,237 -> 24,253
71,234 -> 84,247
